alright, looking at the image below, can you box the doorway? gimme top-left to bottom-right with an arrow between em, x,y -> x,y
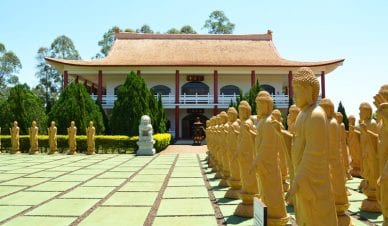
182,114 -> 209,139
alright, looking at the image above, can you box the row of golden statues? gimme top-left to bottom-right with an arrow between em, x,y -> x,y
206,67 -> 388,226
3,121 -> 96,155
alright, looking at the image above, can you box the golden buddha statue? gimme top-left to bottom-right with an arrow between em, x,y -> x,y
86,121 -> 96,155
206,117 -> 216,168
271,109 -> 289,192
234,100 -> 258,217
287,105 -> 300,134
359,102 -> 380,212
320,98 -> 352,226
217,111 -> 230,187
286,67 -> 337,226
28,121 -> 39,154
225,107 -> 242,199
336,112 -> 352,180
212,115 -> 221,174
10,121 -> 20,154
373,84 -> 388,225
48,121 -> 58,155
67,121 -> 77,155
252,91 -> 288,225
348,115 -> 362,177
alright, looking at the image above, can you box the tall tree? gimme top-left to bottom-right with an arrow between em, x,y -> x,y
48,83 -> 104,135
180,25 -> 197,34
7,84 -> 47,134
203,10 -> 235,34
337,101 -> 349,130
50,35 -> 80,60
34,47 -> 61,112
244,80 -> 263,115
97,26 -> 121,57
0,43 -> 22,95
35,35 -> 81,100
136,24 -> 154,33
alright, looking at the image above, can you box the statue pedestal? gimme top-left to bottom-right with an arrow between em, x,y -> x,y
234,193 -> 255,217
137,140 -> 155,156
224,179 -> 241,199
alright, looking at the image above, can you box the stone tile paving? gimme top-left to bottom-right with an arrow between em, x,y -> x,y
0,148 -> 384,226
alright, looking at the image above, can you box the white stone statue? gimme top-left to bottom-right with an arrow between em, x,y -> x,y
136,115 -> 156,156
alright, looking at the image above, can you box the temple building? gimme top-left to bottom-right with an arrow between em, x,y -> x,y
46,30 -> 344,139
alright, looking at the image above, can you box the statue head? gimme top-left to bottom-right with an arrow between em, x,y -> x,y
292,67 -> 320,109
219,111 -> 228,124
287,104 -> 300,124
319,98 -> 335,118
13,121 -> 18,126
227,107 -> 238,122
206,120 -> 210,127
32,121 -> 37,127
359,102 -> 372,121
336,112 -> 343,123
271,109 -> 282,122
89,121 -> 94,127
348,115 -> 356,126
51,121 -> 56,127
70,121 -> 75,127
255,91 -> 273,116
140,115 -> 151,125
378,84 -> 388,102
238,101 -> 251,121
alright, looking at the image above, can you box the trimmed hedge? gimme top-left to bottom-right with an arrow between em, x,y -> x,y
0,133 -> 171,154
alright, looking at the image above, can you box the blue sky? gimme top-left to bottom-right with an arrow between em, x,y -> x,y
1,0 -> 387,116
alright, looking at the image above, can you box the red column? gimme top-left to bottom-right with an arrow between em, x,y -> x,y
75,76 -> 79,84
63,70 -> 68,88
321,71 -> 326,98
175,70 -> 180,139
83,79 -> 87,86
98,70 -> 103,104
175,106 -> 180,139
251,70 -> 256,87
288,71 -> 293,98
213,70 -> 218,115
137,70 -> 141,76
90,84 -> 94,95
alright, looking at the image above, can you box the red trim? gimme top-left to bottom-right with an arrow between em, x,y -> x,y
46,58 -> 345,68
98,70 -> 103,103
137,70 -> 141,76
214,106 -> 218,116
288,71 -> 293,98
175,106 -> 180,139
63,70 -> 68,88
175,70 -> 180,104
321,71 -> 326,98
251,70 -> 256,87
214,70 -> 218,104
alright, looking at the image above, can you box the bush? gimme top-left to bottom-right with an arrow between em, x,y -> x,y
0,133 -> 171,154
110,71 -> 167,136
48,83 -> 104,135
6,84 -> 48,134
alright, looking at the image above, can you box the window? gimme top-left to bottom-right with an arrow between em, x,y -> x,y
261,84 -> 275,95
181,82 -> 209,95
220,85 -> 240,95
151,85 -> 171,95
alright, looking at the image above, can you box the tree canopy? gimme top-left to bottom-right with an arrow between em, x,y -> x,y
203,10 -> 235,34
136,24 -> 154,33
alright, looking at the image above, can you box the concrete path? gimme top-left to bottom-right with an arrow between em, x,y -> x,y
0,145 -> 384,226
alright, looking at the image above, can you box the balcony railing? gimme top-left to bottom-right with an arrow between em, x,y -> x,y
91,93 -> 291,109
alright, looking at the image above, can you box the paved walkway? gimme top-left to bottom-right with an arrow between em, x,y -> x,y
0,145 -> 384,226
